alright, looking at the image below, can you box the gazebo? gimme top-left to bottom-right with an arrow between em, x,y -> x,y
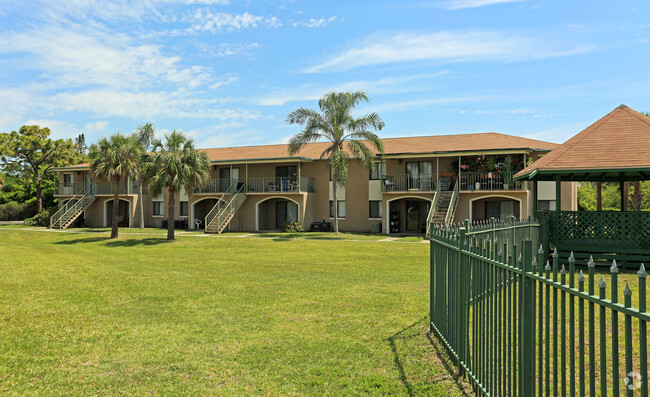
515,104 -> 650,267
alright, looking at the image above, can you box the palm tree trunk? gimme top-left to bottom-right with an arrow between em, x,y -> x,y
111,178 -> 120,239
137,181 -> 144,229
167,188 -> 175,241
332,172 -> 339,233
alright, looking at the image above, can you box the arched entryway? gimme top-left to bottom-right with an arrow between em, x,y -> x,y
255,197 -> 300,232
191,197 -> 220,229
469,195 -> 522,221
386,196 -> 432,234
104,198 -> 131,227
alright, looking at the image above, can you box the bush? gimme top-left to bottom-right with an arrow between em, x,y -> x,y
282,221 -> 303,233
0,201 -> 35,221
23,207 -> 56,227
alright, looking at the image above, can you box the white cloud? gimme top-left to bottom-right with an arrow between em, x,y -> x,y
187,10 -> 282,33
293,16 -> 337,28
82,121 -> 109,134
0,25 -> 211,90
439,0 -> 525,10
304,30 -> 594,73
209,75 -> 240,89
257,72 -> 448,106
208,42 -> 262,57
22,119 -> 80,140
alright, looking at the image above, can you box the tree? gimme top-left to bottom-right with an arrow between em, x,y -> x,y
89,134 -> 141,239
75,133 -> 88,155
133,123 -> 156,229
0,125 -> 80,213
287,91 -> 385,233
144,131 -> 210,241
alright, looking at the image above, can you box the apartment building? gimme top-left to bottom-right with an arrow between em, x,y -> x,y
52,132 -> 576,234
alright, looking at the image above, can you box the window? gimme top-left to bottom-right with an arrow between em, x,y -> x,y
369,201 -> 382,218
369,162 -> 382,180
180,201 -> 188,217
537,200 -> 556,211
153,201 -> 164,216
329,200 -> 346,218
63,173 -> 73,187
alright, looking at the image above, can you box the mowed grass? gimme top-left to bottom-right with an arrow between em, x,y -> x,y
0,228 -> 469,395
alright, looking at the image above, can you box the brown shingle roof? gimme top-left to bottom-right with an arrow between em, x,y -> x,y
201,132 -> 558,162
516,105 -> 650,180
55,132 -> 558,170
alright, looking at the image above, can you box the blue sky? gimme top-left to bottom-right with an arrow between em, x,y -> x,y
1,0 -> 649,148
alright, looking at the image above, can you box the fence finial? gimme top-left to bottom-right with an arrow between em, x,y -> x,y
538,244 -> 544,254
578,270 -> 585,282
569,251 -> 575,261
545,260 -> 551,271
532,256 -> 537,268
599,275 -> 606,288
624,281 -> 632,296
587,255 -> 595,268
560,264 -> 567,274
639,263 -> 647,278
552,247 -> 558,258
610,260 -> 618,274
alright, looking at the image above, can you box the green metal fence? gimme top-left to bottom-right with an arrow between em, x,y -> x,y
430,220 -> 649,396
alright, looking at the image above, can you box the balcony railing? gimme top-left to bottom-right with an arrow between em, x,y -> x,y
196,178 -> 235,194
381,174 -> 435,192
56,181 -> 144,196
247,177 -> 314,193
459,172 -> 524,191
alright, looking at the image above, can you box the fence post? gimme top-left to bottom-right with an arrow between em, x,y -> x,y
458,227 -> 467,376
519,240 -> 535,397
430,226 -> 435,333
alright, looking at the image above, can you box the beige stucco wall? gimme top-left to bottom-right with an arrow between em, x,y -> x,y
455,191 -> 530,223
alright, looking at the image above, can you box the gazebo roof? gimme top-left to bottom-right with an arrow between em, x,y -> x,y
515,105 -> 650,181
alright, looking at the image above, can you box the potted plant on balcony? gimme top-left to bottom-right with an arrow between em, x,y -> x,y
501,156 -> 514,189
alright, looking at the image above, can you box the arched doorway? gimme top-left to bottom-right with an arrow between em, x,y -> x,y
469,195 -> 522,221
191,197 -> 220,230
386,196 -> 432,234
255,197 -> 300,231
104,198 -> 131,227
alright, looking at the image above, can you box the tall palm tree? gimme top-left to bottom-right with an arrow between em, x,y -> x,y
133,123 -> 155,229
287,91 -> 385,233
144,131 -> 210,241
89,133 -> 141,239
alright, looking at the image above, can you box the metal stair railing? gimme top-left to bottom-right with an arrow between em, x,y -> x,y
444,180 -> 460,225
214,183 -> 247,233
204,187 -> 233,231
50,186 -> 95,228
425,183 -> 442,237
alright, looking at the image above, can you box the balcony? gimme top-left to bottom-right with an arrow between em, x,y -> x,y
56,181 -> 144,196
381,174 -> 435,192
196,177 -> 315,194
459,172 -> 524,191
247,177 -> 314,193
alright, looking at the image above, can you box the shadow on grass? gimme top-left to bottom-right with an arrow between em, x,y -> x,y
54,237 -> 168,246
388,315 -> 472,397
104,238 -> 169,247
426,328 -> 473,397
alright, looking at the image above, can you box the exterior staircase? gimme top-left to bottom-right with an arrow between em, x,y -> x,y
50,193 -> 95,229
205,184 -> 247,234
425,179 -> 460,237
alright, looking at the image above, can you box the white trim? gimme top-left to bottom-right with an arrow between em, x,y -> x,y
255,196 -> 301,232
468,194 -> 523,221
385,195 -> 434,234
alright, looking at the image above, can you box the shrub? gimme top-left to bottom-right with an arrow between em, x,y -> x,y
0,201 -> 35,221
282,221 -> 303,233
23,207 -> 56,227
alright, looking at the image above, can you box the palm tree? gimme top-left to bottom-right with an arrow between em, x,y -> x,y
133,123 -> 155,229
144,131 -> 210,241
89,134 -> 141,239
287,91 -> 385,233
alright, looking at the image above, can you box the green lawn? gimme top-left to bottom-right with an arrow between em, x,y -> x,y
0,228 -> 469,395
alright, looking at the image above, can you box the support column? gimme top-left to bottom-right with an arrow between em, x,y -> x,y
245,163 -> 248,193
555,176 -> 562,212
298,161 -> 301,192
532,180 -> 538,212
596,182 -> 602,211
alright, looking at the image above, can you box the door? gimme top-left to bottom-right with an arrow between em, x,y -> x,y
406,200 -> 420,231
276,201 -> 287,228
219,168 -> 230,192
63,173 -> 73,194
406,162 -> 420,189
485,201 -> 500,220
232,168 -> 240,191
